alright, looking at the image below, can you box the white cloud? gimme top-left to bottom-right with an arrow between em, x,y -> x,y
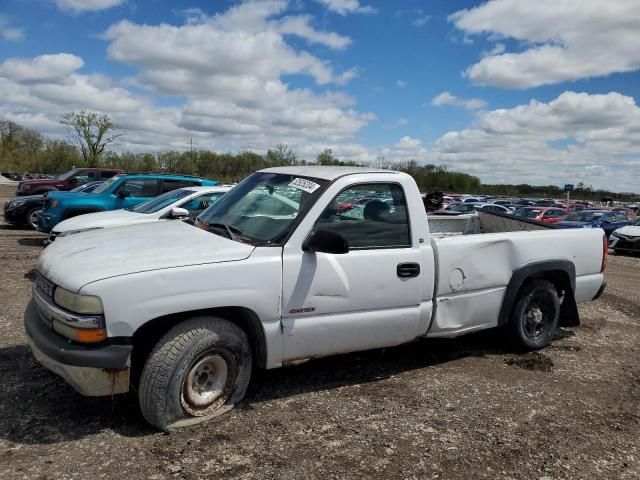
0,15 -> 24,41
0,1 -> 372,156
396,80 -> 407,88
314,0 -> 377,16
0,53 -> 84,84
430,91 -> 640,190
450,0 -> 640,89
278,15 -> 351,49
55,0 -> 123,13
431,91 -> 487,111
411,15 -> 431,27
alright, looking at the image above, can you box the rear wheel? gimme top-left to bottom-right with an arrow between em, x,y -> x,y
508,279 -> 559,350
138,316 -> 252,431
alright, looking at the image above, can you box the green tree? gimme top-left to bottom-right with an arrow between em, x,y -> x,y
60,111 -> 122,167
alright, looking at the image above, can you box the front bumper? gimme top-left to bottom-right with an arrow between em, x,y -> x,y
24,298 -> 132,396
35,211 -> 56,233
609,235 -> 640,252
3,203 -> 28,224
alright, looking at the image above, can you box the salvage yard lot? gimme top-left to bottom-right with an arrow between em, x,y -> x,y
0,183 -> 638,480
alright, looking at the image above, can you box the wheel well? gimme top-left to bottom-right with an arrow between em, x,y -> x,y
498,262 -> 579,327
130,307 -> 267,386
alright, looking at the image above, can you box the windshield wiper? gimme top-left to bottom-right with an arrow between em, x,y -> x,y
207,222 -> 239,241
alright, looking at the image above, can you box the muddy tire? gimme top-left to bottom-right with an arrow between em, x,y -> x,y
508,279 -> 559,351
138,316 -> 252,431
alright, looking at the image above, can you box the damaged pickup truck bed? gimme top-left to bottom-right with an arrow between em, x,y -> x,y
25,166 -> 607,430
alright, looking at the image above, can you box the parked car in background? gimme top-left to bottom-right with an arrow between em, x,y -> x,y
476,203 -> 513,214
513,207 -> 568,224
15,168 -> 123,196
4,181 -> 104,229
609,219 -> 640,255
36,173 -> 217,233
47,185 -> 232,243
431,202 -> 479,215
556,210 -> 633,237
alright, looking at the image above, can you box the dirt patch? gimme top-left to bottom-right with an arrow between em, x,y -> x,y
0,183 -> 638,480
504,352 -> 554,371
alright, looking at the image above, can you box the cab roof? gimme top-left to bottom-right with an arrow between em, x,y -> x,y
259,166 -> 397,181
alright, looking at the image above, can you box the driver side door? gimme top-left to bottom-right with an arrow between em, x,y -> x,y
281,182 -> 429,361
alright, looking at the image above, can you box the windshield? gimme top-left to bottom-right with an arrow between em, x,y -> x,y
565,212 -> 604,222
58,168 -> 80,181
130,188 -> 193,214
515,209 -> 541,219
197,172 -> 327,244
93,175 -> 121,194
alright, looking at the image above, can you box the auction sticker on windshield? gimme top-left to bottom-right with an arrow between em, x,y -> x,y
289,177 -> 321,194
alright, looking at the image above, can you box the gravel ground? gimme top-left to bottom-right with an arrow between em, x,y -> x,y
0,183 -> 638,480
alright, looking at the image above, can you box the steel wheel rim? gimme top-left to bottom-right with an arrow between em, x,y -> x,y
181,352 -> 229,415
524,304 -> 545,339
29,210 -> 41,229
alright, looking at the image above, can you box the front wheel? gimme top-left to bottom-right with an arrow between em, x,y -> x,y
138,316 -> 252,431
26,207 -> 42,229
508,279 -> 559,350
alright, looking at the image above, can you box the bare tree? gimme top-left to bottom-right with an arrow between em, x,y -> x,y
60,111 -> 122,167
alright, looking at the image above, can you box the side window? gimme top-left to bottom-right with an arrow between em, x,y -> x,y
180,193 -> 224,216
316,183 -> 411,249
117,178 -> 159,198
100,171 -> 117,179
161,179 -> 199,193
73,171 -> 90,185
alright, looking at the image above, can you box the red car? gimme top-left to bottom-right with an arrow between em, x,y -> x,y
513,207 -> 569,224
16,167 -> 123,196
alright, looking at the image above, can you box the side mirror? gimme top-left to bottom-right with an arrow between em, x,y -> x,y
170,207 -> 190,219
118,189 -> 131,199
303,229 -> 349,254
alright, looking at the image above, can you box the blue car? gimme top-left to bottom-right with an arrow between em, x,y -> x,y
37,173 -> 217,233
555,210 -> 633,238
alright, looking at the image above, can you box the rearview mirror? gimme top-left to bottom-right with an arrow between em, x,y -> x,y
118,189 -> 131,199
170,207 -> 190,219
303,229 -> 349,254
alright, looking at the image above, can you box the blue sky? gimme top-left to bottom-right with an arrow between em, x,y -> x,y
1,0 -> 640,191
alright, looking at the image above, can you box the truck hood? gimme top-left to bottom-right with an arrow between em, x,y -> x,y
38,220 -> 255,291
20,178 -> 58,187
613,225 -> 640,237
53,208 -> 148,233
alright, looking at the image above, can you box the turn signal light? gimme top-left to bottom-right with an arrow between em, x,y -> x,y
53,320 -> 107,343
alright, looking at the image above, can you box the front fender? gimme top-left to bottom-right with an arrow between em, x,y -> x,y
80,252 -> 284,368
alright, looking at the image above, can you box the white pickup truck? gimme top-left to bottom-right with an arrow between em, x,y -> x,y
25,166 -> 607,430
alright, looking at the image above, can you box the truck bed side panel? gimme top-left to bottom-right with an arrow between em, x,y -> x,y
428,228 -> 604,337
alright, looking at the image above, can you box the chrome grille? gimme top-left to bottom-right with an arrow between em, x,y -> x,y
35,273 -> 55,299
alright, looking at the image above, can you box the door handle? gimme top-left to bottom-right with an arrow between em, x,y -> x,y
397,262 -> 420,278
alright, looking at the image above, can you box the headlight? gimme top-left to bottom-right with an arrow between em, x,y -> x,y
8,200 -> 26,208
611,231 -> 619,238
54,287 -> 104,314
